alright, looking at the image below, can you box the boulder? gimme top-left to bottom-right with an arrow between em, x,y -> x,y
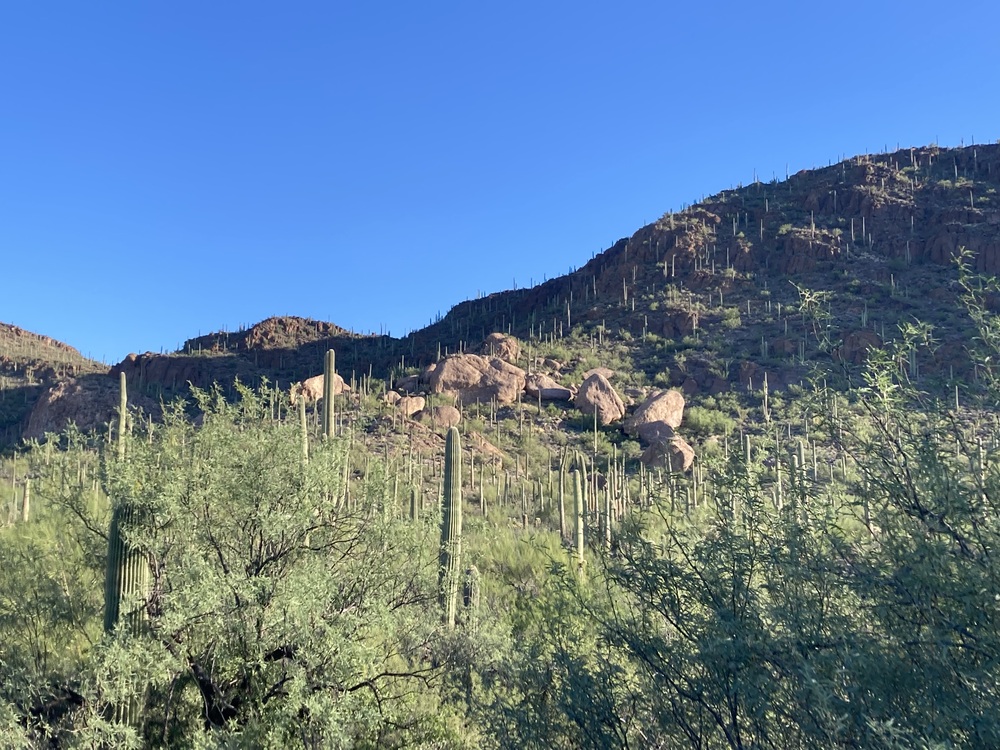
383,390 -> 402,406
394,374 -> 420,393
396,395 -> 426,418
290,372 -> 349,405
415,404 -> 462,430
480,333 -> 522,364
428,354 -> 526,405
625,390 -> 685,440
574,372 -> 626,426
582,367 -> 615,381
525,373 -> 573,402
640,434 -> 695,473
542,358 -> 563,372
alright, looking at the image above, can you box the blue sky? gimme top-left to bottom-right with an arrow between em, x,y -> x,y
2,1 -> 998,364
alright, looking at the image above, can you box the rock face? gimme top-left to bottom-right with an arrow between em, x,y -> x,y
25,374 -> 158,441
428,354 -> 526,405
480,333 -> 521,364
524,373 -> 573,402
640,431 -> 696,472
396,395 -> 425,418
624,390 -> 685,440
290,372 -> 349,405
574,372 -> 626,426
835,330 -> 883,365
416,404 -> 462,430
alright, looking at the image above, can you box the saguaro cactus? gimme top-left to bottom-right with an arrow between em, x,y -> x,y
573,467 -> 585,571
439,426 -> 463,629
103,503 -> 151,634
463,565 -> 481,616
105,373 -> 149,634
323,349 -> 336,438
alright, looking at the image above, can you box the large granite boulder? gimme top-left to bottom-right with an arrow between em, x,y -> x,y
525,373 -> 573,402
574,372 -> 625,426
396,395 -> 426,418
290,372 -> 349,405
428,354 -> 526,405
640,431 -> 695,473
480,333 -> 522,364
624,389 -> 685,441
415,404 -> 462,430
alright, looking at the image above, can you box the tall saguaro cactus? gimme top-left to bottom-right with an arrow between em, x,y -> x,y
323,349 -> 336,438
439,426 -> 463,629
105,372 -> 150,635
117,371 -> 127,460
573,467 -> 585,571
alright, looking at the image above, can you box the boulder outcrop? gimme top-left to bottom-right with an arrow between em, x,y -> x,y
428,354 -> 526,405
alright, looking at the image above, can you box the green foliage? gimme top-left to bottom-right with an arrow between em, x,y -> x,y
684,404 -> 737,438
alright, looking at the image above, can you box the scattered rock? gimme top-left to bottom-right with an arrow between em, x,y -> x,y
480,333 -> 522,364
574,372 -> 626,426
428,354 -> 526,405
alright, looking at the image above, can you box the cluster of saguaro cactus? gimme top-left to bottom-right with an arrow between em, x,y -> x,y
439,426 -> 463,629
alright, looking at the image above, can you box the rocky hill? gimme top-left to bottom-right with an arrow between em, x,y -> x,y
6,142 -> 999,450
0,324 -> 107,446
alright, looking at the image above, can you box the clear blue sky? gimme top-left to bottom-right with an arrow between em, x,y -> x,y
2,1 -> 998,364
